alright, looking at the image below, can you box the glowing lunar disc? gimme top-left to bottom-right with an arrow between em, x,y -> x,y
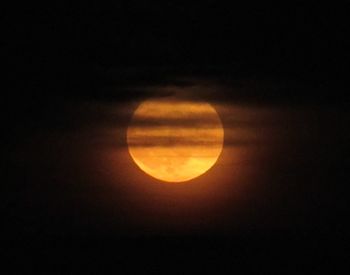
127,98 -> 224,182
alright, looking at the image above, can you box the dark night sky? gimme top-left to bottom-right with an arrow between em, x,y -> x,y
4,2 -> 350,272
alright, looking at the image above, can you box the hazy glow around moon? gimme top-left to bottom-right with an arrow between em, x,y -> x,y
127,98 -> 224,182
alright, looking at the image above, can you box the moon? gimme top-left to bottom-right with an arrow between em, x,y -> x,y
127,98 -> 224,182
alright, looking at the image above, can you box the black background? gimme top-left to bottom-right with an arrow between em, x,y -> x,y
4,2 -> 350,272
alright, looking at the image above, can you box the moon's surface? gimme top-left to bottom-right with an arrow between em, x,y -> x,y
127,98 -> 224,182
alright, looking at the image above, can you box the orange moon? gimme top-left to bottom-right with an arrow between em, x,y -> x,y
127,98 -> 224,182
